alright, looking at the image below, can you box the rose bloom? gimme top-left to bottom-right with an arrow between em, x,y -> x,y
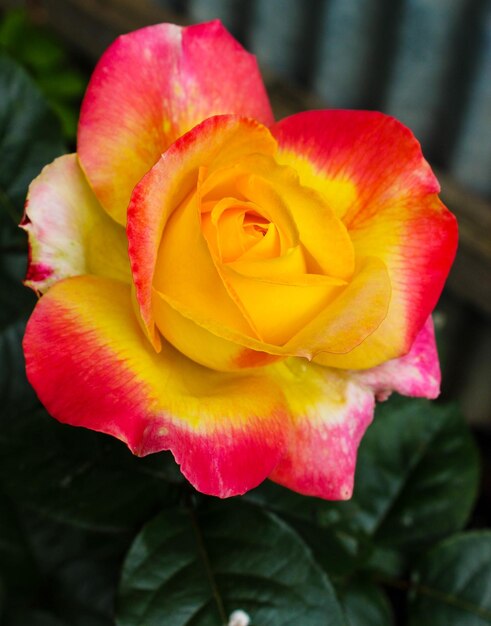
22,21 -> 457,499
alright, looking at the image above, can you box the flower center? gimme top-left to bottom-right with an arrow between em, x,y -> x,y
243,212 -> 268,237
153,154 -> 356,349
200,198 -> 285,264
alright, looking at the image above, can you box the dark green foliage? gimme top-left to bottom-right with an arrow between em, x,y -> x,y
0,9 -> 87,140
347,398 -> 480,554
117,502 -> 344,626
337,581 -> 393,626
409,532 -> 491,626
0,52 -> 65,216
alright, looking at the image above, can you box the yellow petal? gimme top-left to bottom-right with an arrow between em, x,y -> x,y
288,257 -> 391,358
153,188 -> 258,337
153,256 -> 390,369
152,289 -> 281,371
221,264 -> 347,345
227,245 -> 307,280
129,116 -> 277,348
227,154 -> 355,280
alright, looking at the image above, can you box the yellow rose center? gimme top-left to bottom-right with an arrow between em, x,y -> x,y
201,202 -> 281,263
153,153 -> 357,349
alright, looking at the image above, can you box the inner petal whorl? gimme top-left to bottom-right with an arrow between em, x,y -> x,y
201,198 -> 279,263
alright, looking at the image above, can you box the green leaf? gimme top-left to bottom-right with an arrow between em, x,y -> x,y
117,501 -> 345,626
0,52 -> 65,223
350,398 -> 480,552
409,532 -> 491,625
0,488 -> 128,622
244,481 -> 370,579
0,261 -> 182,535
0,273 -> 34,327
0,406 -> 183,532
337,581 -> 393,626
47,98 -> 79,139
0,249 -> 28,282
0,10 -> 87,141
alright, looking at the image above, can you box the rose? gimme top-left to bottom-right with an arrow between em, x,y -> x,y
22,21 -> 457,499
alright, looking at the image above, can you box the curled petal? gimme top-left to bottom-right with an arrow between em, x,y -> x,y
355,316 -> 441,401
272,110 -> 458,368
154,181 -> 258,340
152,292 -> 281,371
23,276 -> 287,497
287,256 -> 391,358
128,115 -> 277,349
78,21 -> 273,224
153,256 -> 390,371
221,264 -> 346,345
202,153 -> 355,278
21,154 -> 130,294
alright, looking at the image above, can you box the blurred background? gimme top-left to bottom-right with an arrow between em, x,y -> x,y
0,0 -> 490,429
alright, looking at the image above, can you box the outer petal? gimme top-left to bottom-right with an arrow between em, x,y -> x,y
21,154 -> 130,294
23,273 -> 379,500
128,115 -> 277,349
23,275 -> 287,497
272,110 -> 458,369
354,316 -> 441,401
269,361 -> 375,499
78,21 -> 274,224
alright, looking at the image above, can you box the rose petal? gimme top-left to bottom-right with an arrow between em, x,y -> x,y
152,292 -> 282,371
153,181 -> 258,340
355,316 -> 441,400
78,21 -> 274,224
286,256 -> 391,358
155,160 -> 349,346
24,273 -> 382,499
153,255 -> 390,370
203,153 -> 355,279
23,275 -> 287,497
269,360 -> 375,499
21,154 -> 130,294
199,161 -> 300,254
128,115 -> 277,349
272,110 -> 458,368
220,264 -> 347,345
